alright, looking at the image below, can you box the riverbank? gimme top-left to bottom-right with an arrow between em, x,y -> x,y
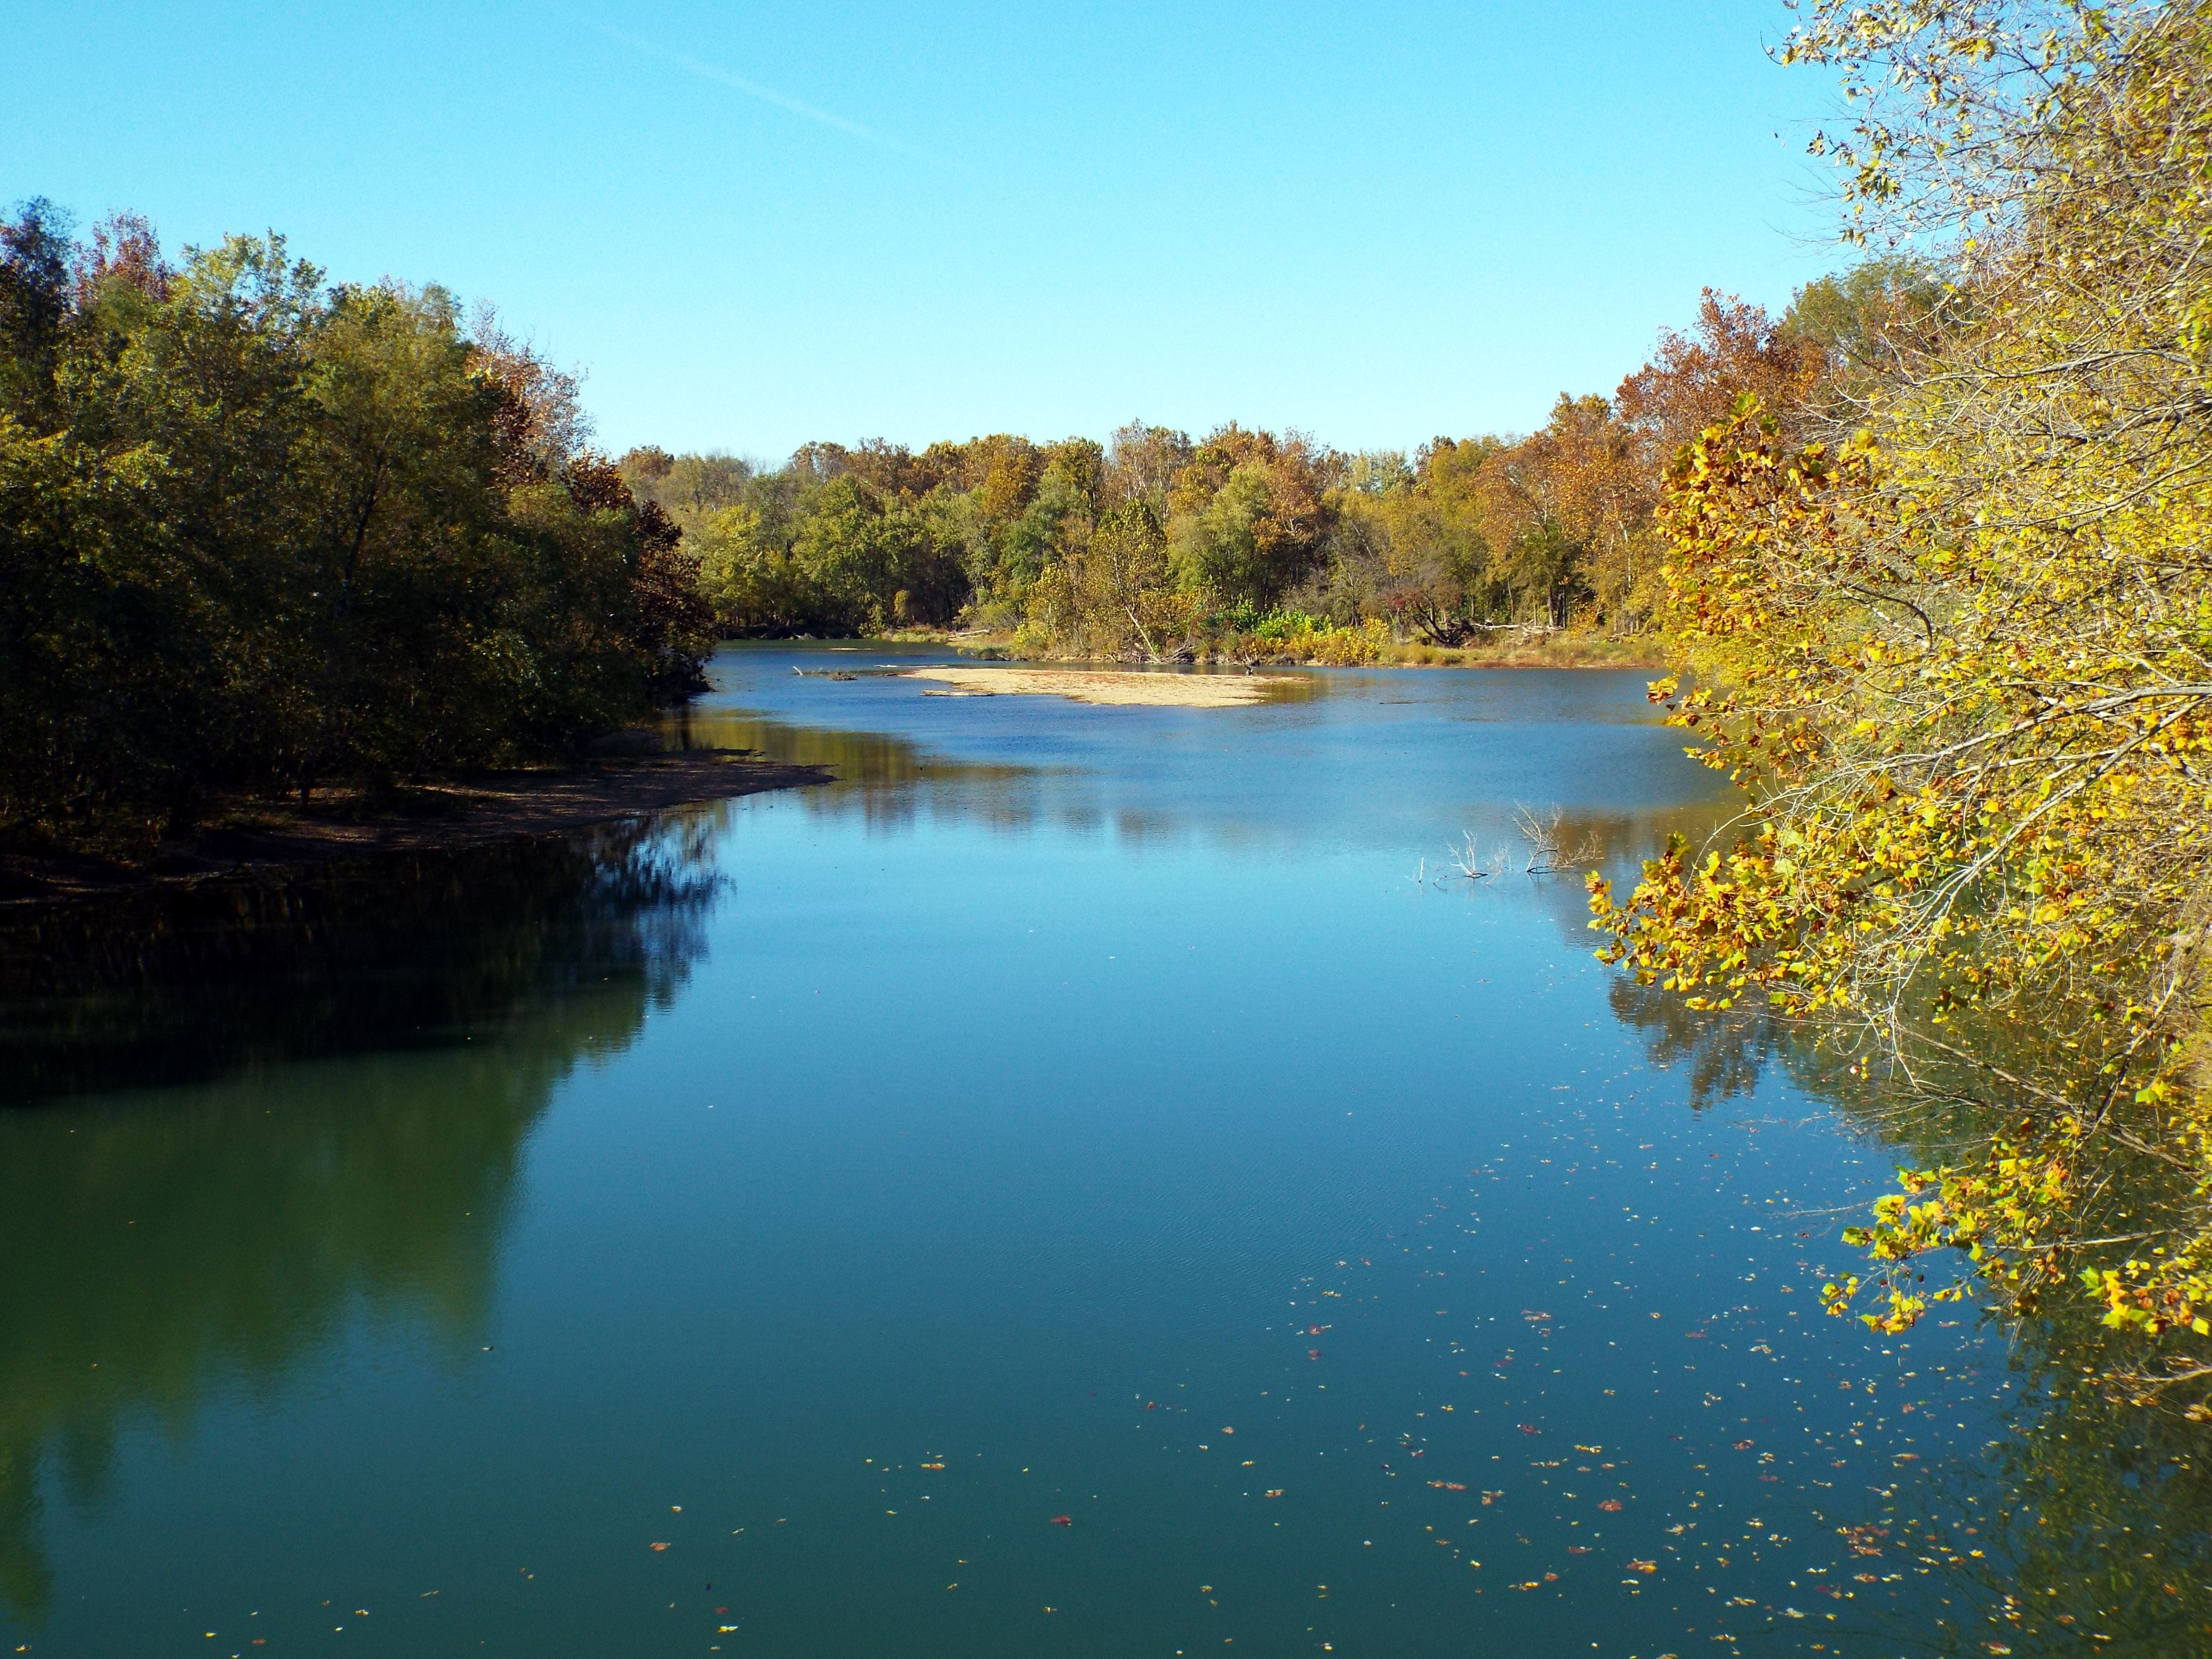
0,751 -> 830,909
876,627 -> 1666,670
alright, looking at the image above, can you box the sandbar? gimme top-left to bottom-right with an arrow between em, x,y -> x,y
906,666 -> 1286,707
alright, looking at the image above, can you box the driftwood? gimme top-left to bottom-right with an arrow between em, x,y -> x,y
1415,807 -> 1602,890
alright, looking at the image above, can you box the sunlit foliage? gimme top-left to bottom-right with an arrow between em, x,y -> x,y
652,297 -> 1868,661
0,208 -> 711,845
1590,0 -> 2212,1401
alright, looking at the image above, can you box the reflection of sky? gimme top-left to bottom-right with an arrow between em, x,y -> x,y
2,647 -> 2175,1657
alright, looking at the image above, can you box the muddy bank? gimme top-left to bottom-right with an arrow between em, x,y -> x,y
0,751 -> 830,909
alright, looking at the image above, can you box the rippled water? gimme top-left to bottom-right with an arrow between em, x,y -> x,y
0,643 -> 2196,1657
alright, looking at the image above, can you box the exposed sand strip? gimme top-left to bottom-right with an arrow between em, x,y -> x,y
906,666 -> 1287,707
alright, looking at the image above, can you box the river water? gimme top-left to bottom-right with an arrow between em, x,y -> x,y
0,643 -> 2195,1658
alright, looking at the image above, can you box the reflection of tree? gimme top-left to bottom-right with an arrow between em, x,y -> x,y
0,822 -> 713,1102
1598,915 -> 2212,1653
0,825 -> 714,1619
667,700 -> 1051,835
1604,978 -> 1797,1107
1840,1330 -> 2212,1658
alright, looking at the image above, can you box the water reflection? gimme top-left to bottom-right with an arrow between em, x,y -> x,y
0,825 -> 718,1619
1598,936 -> 2212,1653
14,647 -> 2199,1655
1605,982 -> 1803,1108
668,699 -> 1047,836
1868,1340 -> 2212,1657
670,647 -> 1739,864
0,821 -> 716,1104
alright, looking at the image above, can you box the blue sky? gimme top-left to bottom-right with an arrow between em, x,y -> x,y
6,0 -> 1846,460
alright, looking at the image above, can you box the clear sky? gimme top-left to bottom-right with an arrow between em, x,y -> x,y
5,0 -> 1846,460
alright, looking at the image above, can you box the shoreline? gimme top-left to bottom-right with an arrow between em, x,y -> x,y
0,751 -> 831,911
874,629 -> 1666,670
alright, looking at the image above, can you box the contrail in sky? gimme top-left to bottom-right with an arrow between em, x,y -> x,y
583,19 -> 954,168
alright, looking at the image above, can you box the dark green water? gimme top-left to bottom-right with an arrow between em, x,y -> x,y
1,644 -> 2202,1658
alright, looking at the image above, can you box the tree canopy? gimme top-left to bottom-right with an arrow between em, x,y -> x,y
628,294 -> 1864,661
0,207 -> 711,844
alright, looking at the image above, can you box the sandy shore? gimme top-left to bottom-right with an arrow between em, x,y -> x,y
906,666 -> 1289,707
0,751 -> 830,908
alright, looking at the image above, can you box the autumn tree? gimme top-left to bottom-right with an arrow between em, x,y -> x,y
0,209 -> 713,842
1590,0 -> 2212,1402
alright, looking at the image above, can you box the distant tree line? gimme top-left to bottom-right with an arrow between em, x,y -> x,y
0,203 -> 712,845
619,265 -> 1931,659
0,193 -> 1931,851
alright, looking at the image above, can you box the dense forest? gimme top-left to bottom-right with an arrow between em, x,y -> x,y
616,268 -> 1930,661
0,207 -> 712,846
1592,0 -> 2212,1409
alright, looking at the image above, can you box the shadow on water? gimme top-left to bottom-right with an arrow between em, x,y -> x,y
663,700 -> 1055,837
0,819 -> 718,1105
0,822 -> 719,1620
1593,936 -> 2212,1653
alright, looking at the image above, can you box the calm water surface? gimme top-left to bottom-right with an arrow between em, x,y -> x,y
0,644 -> 2191,1657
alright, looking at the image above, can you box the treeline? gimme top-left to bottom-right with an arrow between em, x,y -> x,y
618,266 -> 1930,661
0,204 -> 712,844
0,189 -> 1938,856
1592,0 -> 2212,1405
